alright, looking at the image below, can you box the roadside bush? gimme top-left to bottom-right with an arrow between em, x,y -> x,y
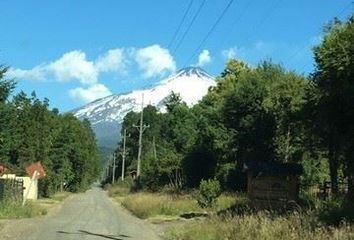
197,179 -> 221,208
318,198 -> 354,225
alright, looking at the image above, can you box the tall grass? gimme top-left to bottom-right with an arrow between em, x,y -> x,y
105,179 -> 133,197
120,192 -> 244,219
49,191 -> 71,202
165,212 -> 354,240
121,193 -> 200,218
0,201 -> 47,219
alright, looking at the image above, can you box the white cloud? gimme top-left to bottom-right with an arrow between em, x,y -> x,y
134,44 -> 176,78
7,45 -> 177,103
9,45 -> 175,84
7,49 -> 127,85
69,83 -> 112,103
222,46 -> 246,60
197,49 -> 211,67
7,65 -> 47,81
95,48 -> 126,72
48,50 -> 98,85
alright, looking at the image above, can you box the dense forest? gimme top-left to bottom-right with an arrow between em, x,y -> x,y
0,67 -> 100,196
111,16 -> 354,201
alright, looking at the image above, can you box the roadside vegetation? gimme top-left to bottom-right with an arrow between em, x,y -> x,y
106,181 -> 244,220
0,191 -> 71,219
0,65 -> 101,197
0,201 -> 47,219
103,15 -> 354,239
165,212 -> 354,240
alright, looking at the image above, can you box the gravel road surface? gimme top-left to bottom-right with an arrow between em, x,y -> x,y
0,187 -> 160,240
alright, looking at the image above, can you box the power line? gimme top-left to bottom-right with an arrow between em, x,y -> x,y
241,0 -> 283,46
221,0 -> 254,48
276,1 -> 353,76
184,0 -> 235,66
172,0 -> 207,55
285,2 -> 353,68
168,0 -> 195,49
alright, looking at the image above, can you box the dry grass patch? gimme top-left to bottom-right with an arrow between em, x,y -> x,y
164,212 -> 354,240
121,193 -> 200,219
120,192 -> 245,219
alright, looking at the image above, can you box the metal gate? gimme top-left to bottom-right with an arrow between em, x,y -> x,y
0,178 -> 24,202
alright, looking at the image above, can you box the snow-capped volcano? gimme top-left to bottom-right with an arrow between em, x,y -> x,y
72,67 -> 215,147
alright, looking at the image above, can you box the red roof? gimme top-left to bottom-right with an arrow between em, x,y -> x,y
25,162 -> 46,179
0,164 -> 8,176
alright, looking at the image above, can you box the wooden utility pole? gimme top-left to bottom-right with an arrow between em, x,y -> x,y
121,129 -> 127,181
111,153 -> 116,184
152,136 -> 157,161
133,94 -> 149,177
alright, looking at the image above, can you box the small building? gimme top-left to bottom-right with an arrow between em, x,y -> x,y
244,161 -> 303,209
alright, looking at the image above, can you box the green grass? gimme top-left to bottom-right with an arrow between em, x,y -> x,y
0,201 -> 47,219
105,179 -> 133,198
164,212 -> 354,240
0,192 -> 71,219
109,188 -> 354,239
118,192 -> 245,219
49,191 -> 71,202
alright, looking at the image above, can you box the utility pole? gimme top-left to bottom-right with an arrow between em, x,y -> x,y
121,129 -> 127,181
105,163 -> 109,181
111,153 -> 116,184
152,136 -> 157,162
133,94 -> 149,177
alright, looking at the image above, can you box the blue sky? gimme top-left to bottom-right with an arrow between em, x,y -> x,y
0,0 -> 352,111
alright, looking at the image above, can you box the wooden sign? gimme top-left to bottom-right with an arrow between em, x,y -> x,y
25,162 -> 46,179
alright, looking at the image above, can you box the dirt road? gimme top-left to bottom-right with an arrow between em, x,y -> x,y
0,187 -> 160,240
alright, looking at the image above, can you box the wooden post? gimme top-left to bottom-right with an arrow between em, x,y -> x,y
22,170 -> 38,206
133,94 -> 149,178
121,129 -> 127,181
112,153 -> 116,184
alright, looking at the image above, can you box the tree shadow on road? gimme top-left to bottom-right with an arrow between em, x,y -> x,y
57,230 -> 130,239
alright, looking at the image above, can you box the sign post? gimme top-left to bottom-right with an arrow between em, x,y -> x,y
22,162 -> 45,207
22,170 -> 39,206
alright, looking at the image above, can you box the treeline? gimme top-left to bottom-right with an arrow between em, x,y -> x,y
113,16 -> 354,201
0,67 -> 100,196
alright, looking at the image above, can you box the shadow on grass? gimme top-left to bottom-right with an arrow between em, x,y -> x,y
216,200 -> 307,218
57,230 -> 130,239
180,212 -> 208,219
318,199 -> 354,226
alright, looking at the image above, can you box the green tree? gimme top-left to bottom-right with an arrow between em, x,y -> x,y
0,66 -> 15,103
312,15 -> 354,199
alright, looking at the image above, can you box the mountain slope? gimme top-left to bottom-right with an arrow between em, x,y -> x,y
72,67 -> 215,148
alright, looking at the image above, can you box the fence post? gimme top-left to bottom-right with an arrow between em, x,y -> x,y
322,181 -> 327,201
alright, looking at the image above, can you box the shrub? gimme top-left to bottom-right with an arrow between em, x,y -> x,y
318,197 -> 354,225
197,179 -> 221,208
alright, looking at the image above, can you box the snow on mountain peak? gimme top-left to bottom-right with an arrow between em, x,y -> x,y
72,66 -> 215,126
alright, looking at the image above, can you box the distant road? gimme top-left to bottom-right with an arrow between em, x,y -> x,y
1,187 -> 160,240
